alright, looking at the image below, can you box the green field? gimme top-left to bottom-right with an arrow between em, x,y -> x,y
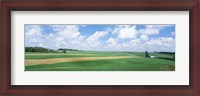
25,51 -> 175,71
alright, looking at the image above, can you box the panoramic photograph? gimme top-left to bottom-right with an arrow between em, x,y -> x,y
25,24 -> 175,71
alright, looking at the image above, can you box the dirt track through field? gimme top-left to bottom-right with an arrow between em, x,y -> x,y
25,56 -> 141,66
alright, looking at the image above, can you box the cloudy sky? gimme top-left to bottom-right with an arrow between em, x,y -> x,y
25,24 -> 175,52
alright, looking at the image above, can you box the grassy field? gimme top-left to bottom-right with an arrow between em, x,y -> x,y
25,51 -> 175,71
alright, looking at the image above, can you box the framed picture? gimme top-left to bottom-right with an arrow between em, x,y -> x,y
1,0 -> 199,95
24,24 -> 176,71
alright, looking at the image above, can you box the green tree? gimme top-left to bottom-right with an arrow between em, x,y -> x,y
63,49 -> 66,53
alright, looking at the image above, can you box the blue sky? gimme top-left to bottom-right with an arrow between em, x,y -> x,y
25,24 -> 175,52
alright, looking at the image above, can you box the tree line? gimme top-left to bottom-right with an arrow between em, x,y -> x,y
156,51 -> 175,55
58,48 -> 79,51
25,47 -> 80,53
25,47 -> 50,52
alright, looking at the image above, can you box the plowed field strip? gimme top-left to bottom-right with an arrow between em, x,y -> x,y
25,56 -> 141,66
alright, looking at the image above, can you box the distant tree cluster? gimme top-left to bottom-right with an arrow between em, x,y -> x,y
58,48 -> 80,51
156,52 -> 175,55
25,47 -> 50,52
154,51 -> 175,61
25,47 -> 81,53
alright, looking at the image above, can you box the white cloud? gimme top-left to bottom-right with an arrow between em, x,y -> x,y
38,43 -> 43,47
139,25 -> 173,35
120,39 -> 147,51
25,25 -> 45,47
140,35 -> 149,41
106,37 -> 116,44
25,25 -> 86,49
25,25 -> 43,36
171,31 -> 175,36
86,31 -> 108,42
139,28 -> 159,35
50,25 -> 87,49
145,37 -> 174,46
102,25 -> 175,52
145,37 -> 175,51
112,25 -> 138,39
104,37 -> 123,51
105,43 -> 122,51
86,31 -> 108,48
25,25 -> 175,52
146,25 -> 173,29
116,37 -> 175,52
51,25 -> 81,39
122,39 -> 141,47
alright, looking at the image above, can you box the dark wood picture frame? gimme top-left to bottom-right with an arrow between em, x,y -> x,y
0,0 -> 199,95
